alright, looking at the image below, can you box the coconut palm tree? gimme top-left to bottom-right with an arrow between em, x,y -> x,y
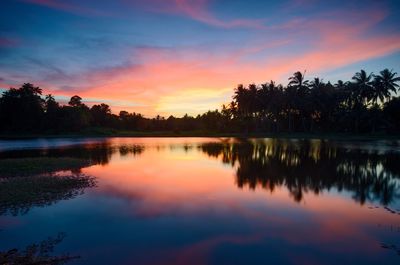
372,69 -> 400,103
308,78 -> 326,129
309,77 -> 324,90
335,80 -> 345,89
288,71 -> 310,131
351,70 -> 374,105
233,84 -> 248,116
288,71 -> 309,90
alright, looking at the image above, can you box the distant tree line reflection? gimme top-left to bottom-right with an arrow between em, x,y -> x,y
2,140 -> 399,207
0,142 -> 145,167
199,140 -> 400,205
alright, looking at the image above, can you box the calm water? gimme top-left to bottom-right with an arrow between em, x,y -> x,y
1,137 -> 400,264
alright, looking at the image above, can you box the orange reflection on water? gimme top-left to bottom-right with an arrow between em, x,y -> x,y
76,138 -> 400,264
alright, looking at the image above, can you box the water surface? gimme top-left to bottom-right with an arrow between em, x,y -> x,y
1,137 -> 399,264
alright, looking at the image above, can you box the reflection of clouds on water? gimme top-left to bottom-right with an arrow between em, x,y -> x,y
1,138 -> 400,264
2,138 -> 399,212
199,139 -> 400,206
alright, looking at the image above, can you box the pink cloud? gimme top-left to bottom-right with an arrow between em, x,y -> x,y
74,141 -> 399,264
38,23 -> 400,116
3,5 -> 399,116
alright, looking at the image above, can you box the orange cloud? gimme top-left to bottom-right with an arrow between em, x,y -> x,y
4,5 -> 399,117
64,17 -> 399,116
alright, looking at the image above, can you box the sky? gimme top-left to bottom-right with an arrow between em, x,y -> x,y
1,0 -> 400,117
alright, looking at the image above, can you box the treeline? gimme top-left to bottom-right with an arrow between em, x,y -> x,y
229,69 -> 400,133
0,68 -> 399,134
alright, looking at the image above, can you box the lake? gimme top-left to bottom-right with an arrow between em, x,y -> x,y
0,137 -> 399,265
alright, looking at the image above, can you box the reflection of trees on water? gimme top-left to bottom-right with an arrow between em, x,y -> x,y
0,233 -> 79,265
0,174 -> 96,216
199,140 -> 400,206
0,143 -> 145,216
0,143 -> 145,166
1,139 -> 399,207
381,242 -> 400,256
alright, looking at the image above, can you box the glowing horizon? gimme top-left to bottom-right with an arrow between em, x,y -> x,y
1,0 -> 400,117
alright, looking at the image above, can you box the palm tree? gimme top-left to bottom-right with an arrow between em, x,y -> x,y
372,69 -> 400,103
288,71 -> 310,131
233,84 -> 247,118
309,78 -> 326,131
352,69 -> 372,85
309,77 -> 324,90
351,70 -> 373,105
45,94 -> 59,112
335,80 -> 345,89
288,71 -> 309,90
247,83 -> 259,116
349,70 -> 375,132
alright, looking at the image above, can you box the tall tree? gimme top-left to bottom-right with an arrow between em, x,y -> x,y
351,70 -> 373,105
372,69 -> 400,103
0,83 -> 44,131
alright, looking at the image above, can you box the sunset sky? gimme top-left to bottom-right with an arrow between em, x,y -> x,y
1,0 -> 400,117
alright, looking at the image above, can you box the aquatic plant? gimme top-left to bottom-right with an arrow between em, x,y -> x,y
0,174 -> 96,216
0,233 -> 79,265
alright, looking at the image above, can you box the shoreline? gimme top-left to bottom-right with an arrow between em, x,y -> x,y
1,131 -> 400,141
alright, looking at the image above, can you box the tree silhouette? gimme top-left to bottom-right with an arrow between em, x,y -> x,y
0,83 -> 44,132
68,95 -> 83,107
372,69 -> 400,103
0,69 -> 399,134
351,69 -> 374,105
199,140 -> 400,205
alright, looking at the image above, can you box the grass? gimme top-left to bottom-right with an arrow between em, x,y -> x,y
0,157 -> 93,177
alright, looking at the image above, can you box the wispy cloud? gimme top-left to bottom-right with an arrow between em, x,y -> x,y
2,0 -> 399,116
171,0 -> 267,29
20,0 -> 111,16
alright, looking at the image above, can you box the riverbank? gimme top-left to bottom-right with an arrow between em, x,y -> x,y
0,129 -> 399,141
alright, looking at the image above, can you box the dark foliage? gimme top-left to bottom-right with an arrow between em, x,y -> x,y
0,69 -> 399,134
0,233 -> 79,265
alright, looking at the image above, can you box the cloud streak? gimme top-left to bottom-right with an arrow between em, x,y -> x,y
20,0 -> 111,16
1,0 -> 400,116
172,0 -> 268,29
